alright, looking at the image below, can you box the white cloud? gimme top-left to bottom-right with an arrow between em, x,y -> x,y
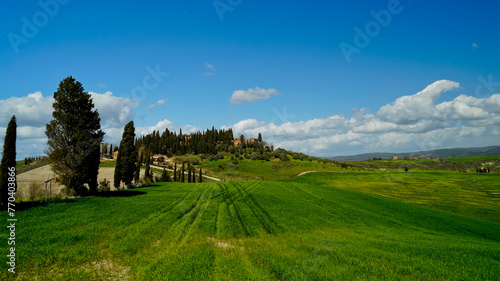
225,80 -> 500,156
377,80 -> 460,124
137,119 -> 174,136
229,87 -> 281,104
0,91 -> 54,127
0,91 -> 140,158
90,91 -> 139,128
148,98 -> 168,109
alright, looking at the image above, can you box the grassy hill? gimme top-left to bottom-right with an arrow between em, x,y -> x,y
330,145 -> 500,161
288,171 -> 500,224
2,181 -> 499,280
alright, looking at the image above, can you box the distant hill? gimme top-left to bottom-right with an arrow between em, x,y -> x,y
329,145 -> 500,161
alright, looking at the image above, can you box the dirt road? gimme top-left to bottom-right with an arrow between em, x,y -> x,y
16,165 -> 145,200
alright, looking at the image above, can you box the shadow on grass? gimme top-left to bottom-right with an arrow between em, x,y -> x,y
12,198 -> 77,211
95,190 -> 147,197
133,184 -> 163,188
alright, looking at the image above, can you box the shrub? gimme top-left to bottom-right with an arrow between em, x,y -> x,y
279,153 -> 290,162
28,182 -> 44,200
98,179 -> 111,192
160,169 -> 171,182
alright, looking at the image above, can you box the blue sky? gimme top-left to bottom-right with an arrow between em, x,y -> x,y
1,0 -> 500,159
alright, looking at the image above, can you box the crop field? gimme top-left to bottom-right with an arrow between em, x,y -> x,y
2,180 -> 499,280
289,171 -> 500,223
202,158 -> 343,181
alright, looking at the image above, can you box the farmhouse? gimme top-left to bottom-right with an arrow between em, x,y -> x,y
233,137 -> 258,147
113,151 -> 119,159
233,139 -> 242,146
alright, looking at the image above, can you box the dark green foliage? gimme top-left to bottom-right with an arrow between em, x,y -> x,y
134,153 -> 143,183
113,157 -> 121,189
45,77 -> 104,196
114,121 -> 137,188
0,115 -> 16,206
134,127 -> 271,157
173,163 -> 177,182
160,168 -> 170,182
144,150 -> 151,182
199,167 -> 202,183
181,163 -> 185,182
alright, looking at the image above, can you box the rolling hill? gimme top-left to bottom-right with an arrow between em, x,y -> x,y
329,145 -> 500,161
2,180 -> 499,280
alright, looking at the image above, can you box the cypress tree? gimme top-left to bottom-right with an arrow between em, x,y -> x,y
181,163 -> 185,182
118,121 -> 137,188
188,167 -> 191,183
199,167 -> 202,183
134,152 -> 143,183
113,152 -> 122,189
145,150 -> 151,181
0,116 -> 17,207
173,163 -> 177,182
45,77 -> 104,196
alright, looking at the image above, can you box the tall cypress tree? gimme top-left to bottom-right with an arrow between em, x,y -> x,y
114,152 -> 122,189
0,116 -> 17,207
45,77 -> 104,196
181,163 -> 185,182
173,163 -> 177,182
115,121 -> 137,188
134,152 -> 143,183
199,167 -> 202,183
144,150 -> 151,181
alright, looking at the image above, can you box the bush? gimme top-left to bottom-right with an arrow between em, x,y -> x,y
98,179 -> 111,192
160,169 -> 171,182
279,153 -> 290,162
28,182 -> 44,200
250,152 -> 259,160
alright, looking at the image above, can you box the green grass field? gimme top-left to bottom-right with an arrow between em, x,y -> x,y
2,181 -> 499,280
99,160 -> 117,168
288,171 -> 500,224
202,157 -> 343,181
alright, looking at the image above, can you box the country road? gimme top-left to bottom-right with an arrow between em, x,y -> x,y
15,163 -> 222,200
149,164 -> 222,182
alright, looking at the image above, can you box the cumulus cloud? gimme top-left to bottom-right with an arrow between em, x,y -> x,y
377,80 -> 460,124
225,80 -> 500,156
136,119 -> 199,137
229,87 -> 281,104
89,91 -> 139,128
0,92 -> 54,127
0,91 -> 140,158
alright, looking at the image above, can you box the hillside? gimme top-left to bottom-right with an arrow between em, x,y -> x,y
330,145 -> 500,161
2,181 -> 499,280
